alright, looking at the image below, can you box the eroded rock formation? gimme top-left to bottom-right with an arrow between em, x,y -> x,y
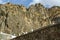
0,3 -> 60,37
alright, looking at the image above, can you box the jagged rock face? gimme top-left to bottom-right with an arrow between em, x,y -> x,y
28,4 -> 50,28
48,6 -> 60,18
48,6 -> 60,23
0,3 -> 28,36
0,3 -> 27,36
0,3 -> 60,37
29,3 -> 48,19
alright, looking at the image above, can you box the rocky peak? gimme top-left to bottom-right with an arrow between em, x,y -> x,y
29,3 -> 45,12
48,6 -> 60,18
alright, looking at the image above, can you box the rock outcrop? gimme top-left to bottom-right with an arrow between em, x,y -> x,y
0,3 -> 60,37
11,23 -> 60,40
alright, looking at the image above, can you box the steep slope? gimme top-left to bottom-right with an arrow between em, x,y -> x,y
0,3 -> 60,37
11,23 -> 60,40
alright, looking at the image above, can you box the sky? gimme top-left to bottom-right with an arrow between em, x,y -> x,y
0,0 -> 60,8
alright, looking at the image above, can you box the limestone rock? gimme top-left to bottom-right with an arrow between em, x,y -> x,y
0,3 -> 60,37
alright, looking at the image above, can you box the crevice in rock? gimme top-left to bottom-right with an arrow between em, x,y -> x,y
5,13 -> 8,28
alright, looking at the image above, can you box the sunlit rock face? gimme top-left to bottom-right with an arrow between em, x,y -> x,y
0,3 -> 60,40
48,6 -> 60,18
28,3 -> 49,28
0,3 -> 49,36
48,6 -> 60,24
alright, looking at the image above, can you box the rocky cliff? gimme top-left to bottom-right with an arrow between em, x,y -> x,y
0,3 -> 60,37
11,23 -> 60,40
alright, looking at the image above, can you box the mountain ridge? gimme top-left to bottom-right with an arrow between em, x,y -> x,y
0,2 -> 60,36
